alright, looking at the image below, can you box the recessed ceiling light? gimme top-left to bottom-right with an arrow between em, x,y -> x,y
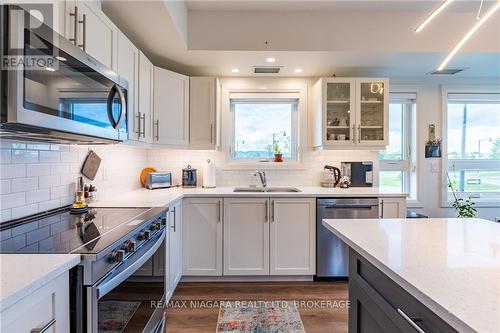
266,57 -> 276,63
294,68 -> 303,73
231,68 -> 239,73
55,56 -> 67,62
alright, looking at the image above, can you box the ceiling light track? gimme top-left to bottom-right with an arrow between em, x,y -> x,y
415,0 -> 455,32
438,1 -> 500,71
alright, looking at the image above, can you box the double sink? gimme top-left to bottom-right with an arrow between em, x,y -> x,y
233,186 -> 301,193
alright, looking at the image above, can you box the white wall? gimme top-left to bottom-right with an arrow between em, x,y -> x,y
392,76 -> 500,221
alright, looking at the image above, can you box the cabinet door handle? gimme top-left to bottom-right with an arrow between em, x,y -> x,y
31,318 -> 56,333
154,120 -> 159,141
351,124 -> 355,142
136,112 -> 142,135
217,200 -> 221,223
397,309 -> 426,333
172,206 -> 176,232
69,6 -> 78,45
271,200 -> 275,222
141,113 -> 146,138
78,14 -> 86,51
265,200 -> 268,222
358,124 -> 361,143
210,123 -> 214,144
380,200 -> 384,218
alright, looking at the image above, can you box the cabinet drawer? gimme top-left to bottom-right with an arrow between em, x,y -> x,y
1,272 -> 69,333
349,249 -> 457,333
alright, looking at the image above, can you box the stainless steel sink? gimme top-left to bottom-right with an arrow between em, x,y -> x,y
233,186 -> 301,193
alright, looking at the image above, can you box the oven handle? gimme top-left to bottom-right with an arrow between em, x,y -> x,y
95,229 -> 165,300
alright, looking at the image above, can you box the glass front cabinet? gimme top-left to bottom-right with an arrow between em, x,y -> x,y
312,78 -> 389,148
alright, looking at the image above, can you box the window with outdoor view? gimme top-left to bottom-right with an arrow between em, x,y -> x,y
446,92 -> 500,204
230,98 -> 298,161
379,93 -> 417,199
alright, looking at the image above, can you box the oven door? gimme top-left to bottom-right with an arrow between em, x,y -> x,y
3,6 -> 128,142
87,229 -> 166,333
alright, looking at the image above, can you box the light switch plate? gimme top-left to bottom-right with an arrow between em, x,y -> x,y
430,162 -> 439,173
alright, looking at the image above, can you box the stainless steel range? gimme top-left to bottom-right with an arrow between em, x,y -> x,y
0,206 -> 168,333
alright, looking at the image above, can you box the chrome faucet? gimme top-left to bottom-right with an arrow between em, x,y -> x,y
252,171 -> 267,188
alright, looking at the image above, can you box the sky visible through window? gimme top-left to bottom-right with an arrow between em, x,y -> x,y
448,103 -> 500,159
233,102 -> 293,159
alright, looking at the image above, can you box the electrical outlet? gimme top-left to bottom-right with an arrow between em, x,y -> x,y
430,162 -> 439,173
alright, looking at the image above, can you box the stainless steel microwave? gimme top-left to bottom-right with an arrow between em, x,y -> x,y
0,5 -> 128,143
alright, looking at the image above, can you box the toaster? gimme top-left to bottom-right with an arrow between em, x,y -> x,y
145,172 -> 172,189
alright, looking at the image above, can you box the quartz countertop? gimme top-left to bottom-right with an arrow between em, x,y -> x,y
322,218 -> 500,333
90,186 -> 407,208
0,254 -> 80,311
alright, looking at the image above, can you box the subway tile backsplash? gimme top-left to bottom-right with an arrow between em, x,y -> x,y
0,140 -> 148,223
0,139 -> 378,223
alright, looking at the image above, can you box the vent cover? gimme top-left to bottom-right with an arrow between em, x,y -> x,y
428,68 -> 467,75
253,66 -> 281,74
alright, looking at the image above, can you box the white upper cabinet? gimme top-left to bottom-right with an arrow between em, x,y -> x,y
223,198 -> 270,276
189,77 -> 221,149
116,32 -> 140,141
63,1 -> 118,70
153,67 -> 190,146
312,77 -> 389,149
270,198 -> 316,275
137,51 -> 154,143
182,198 -> 223,276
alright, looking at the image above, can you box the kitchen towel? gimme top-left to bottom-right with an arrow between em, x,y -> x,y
203,159 -> 216,188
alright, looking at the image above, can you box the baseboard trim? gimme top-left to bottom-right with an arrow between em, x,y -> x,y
181,275 -> 314,282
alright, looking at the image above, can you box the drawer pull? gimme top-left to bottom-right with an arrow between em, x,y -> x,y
31,318 -> 56,333
397,308 -> 426,333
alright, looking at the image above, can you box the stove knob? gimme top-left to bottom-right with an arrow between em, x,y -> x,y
149,223 -> 157,231
155,221 -> 162,230
110,249 -> 125,263
138,230 -> 150,240
125,240 -> 136,253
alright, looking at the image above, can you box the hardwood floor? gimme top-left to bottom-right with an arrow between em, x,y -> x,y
165,281 -> 348,333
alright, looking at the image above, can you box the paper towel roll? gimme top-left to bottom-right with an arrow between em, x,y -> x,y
203,159 -> 216,188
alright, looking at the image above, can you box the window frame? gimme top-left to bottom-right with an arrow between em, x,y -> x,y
379,92 -> 417,200
224,90 -> 305,169
441,85 -> 500,208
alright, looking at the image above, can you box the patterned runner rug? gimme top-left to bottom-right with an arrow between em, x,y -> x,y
216,300 -> 306,333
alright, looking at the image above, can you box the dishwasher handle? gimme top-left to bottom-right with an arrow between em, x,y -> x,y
323,205 -> 377,209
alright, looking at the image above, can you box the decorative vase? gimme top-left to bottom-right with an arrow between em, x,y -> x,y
274,154 -> 283,162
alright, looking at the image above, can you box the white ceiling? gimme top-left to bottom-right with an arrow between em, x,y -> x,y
185,0 -> 495,12
102,0 -> 500,78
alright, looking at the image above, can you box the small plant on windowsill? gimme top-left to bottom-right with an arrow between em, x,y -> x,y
266,143 -> 283,162
446,172 -> 477,218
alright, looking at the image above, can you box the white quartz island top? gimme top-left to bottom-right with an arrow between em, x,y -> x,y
91,186 -> 407,208
322,218 -> 500,333
0,254 -> 80,311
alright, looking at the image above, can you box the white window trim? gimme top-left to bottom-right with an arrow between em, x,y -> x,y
441,85 -> 500,208
221,85 -> 308,170
382,86 -> 421,206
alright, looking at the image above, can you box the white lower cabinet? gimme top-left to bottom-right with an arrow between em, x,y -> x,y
379,197 -> 407,218
270,198 -> 316,275
223,198 -> 270,275
168,200 -> 183,294
182,198 -> 223,276
1,272 -> 69,333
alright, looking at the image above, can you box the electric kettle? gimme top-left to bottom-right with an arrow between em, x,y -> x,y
321,165 -> 341,188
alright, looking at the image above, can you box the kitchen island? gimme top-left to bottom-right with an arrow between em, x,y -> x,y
322,218 -> 500,333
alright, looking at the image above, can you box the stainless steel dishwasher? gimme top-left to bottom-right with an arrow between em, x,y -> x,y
316,198 -> 379,278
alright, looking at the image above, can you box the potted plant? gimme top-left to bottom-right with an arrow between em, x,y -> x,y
272,142 -> 283,162
446,173 -> 477,218
425,138 -> 442,158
